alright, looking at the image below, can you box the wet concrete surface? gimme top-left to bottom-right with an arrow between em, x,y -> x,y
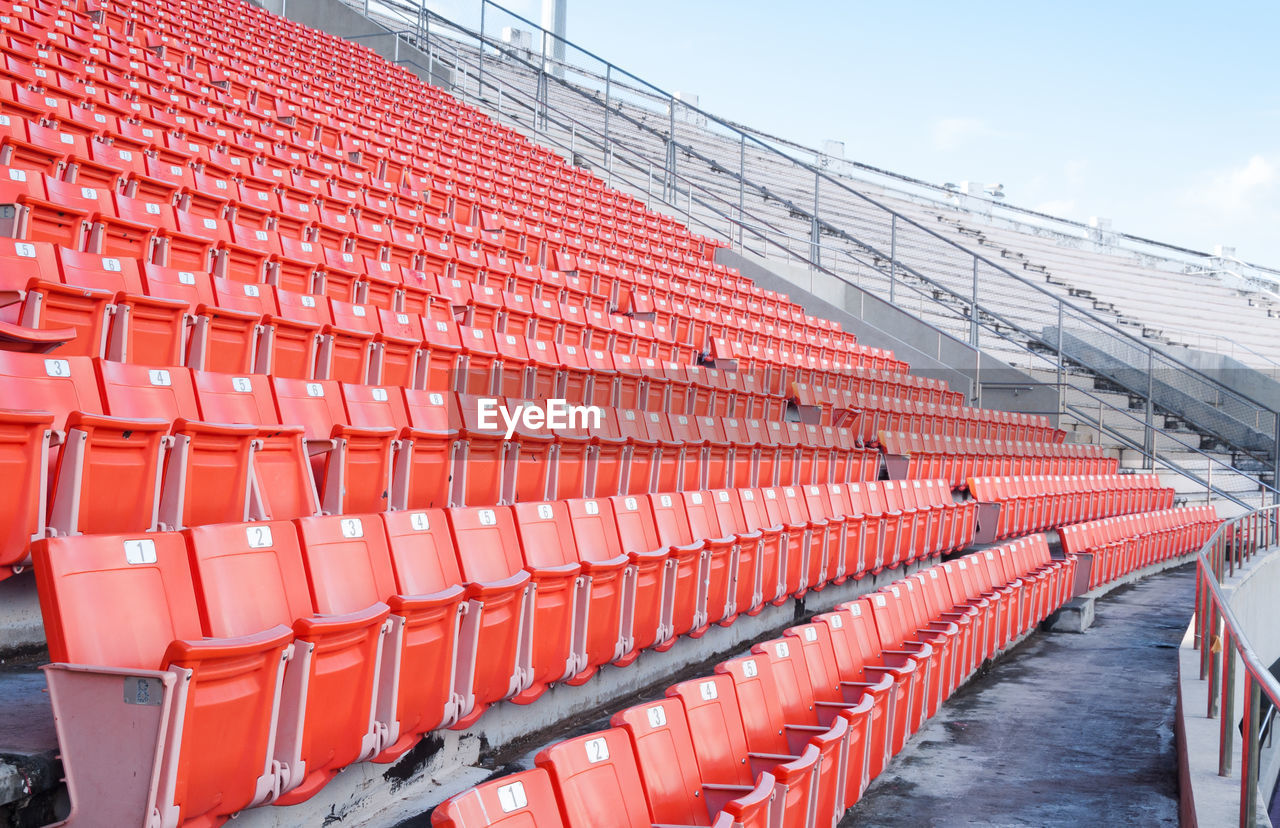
848,565 -> 1194,827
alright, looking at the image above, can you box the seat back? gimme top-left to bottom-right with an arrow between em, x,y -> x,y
96,361 -> 199,420
293,514 -> 398,613
382,509 -> 464,596
184,520 -> 314,636
446,506 -> 523,582
665,674 -> 754,786
536,728 -> 653,828
608,494 -> 661,555
564,498 -> 624,564
610,698 -> 710,827
432,768 -> 565,828
34,531 -> 202,669
512,501 -> 577,568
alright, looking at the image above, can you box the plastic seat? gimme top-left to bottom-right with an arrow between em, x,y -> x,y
443,506 -> 535,726
271,376 -> 397,514
667,674 -> 819,828
191,369 -> 321,521
506,500 -> 589,700
96,360 -> 258,529
781,621 -> 879,808
611,697 -> 779,826
649,491 -> 713,641
535,728 -> 664,828
607,493 -> 673,662
292,512 -> 467,760
184,520 -> 391,804
33,531 -> 293,828
432,768 -> 565,828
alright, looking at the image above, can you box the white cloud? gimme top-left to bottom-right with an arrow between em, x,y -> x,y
931,117 -> 1000,151
1193,154 -> 1279,216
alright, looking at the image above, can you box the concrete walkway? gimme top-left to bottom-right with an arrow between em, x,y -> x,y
849,565 -> 1194,827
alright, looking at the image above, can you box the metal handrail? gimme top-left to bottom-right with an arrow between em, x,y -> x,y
337,0 -> 1280,488
338,9 -> 1278,505
1193,505 -> 1280,826
363,0 -> 1280,392
448,3 -> 1280,457
465,2 -> 1278,412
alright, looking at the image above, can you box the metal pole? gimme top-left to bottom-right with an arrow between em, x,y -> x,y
1208,462 -> 1213,505
603,65 -> 612,186
1220,627 -> 1234,774
889,215 -> 897,304
1243,674 -> 1261,827
1273,411 -> 1279,505
478,0 -> 486,102
742,131 -> 747,249
424,9 -> 431,70
666,98 -> 676,202
1056,303 -> 1065,419
969,258 -> 979,347
537,50 -> 547,131
1145,349 -> 1155,471
810,171 -> 820,271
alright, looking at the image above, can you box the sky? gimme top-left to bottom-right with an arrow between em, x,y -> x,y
418,0 -> 1280,267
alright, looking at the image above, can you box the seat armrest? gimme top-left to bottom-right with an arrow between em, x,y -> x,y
294,602 -> 390,638
163,623 -> 294,664
464,570 -> 533,598
389,583 -> 468,613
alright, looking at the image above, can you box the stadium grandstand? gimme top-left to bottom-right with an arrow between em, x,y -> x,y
0,0 -> 1274,826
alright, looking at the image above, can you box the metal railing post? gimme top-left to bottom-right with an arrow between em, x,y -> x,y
477,0 -> 485,101
1056,303 -> 1065,419
1220,627 -> 1234,774
737,134 -> 745,250
969,258 -> 979,347
889,214 -> 897,304
1273,411 -> 1280,505
603,65 -> 612,186
536,32 -> 548,131
1145,349 -> 1155,470
809,170 -> 820,271
665,97 -> 676,202
1243,674 -> 1261,827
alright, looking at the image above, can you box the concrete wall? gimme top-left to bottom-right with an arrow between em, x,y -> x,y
719,249 -> 1060,423
1168,345 -> 1280,410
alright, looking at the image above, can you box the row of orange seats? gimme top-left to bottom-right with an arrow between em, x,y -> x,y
433,533 -> 1075,828
878,430 -> 1107,488
880,429 -> 1100,488
1,10 -> 725,285
0,60 -> 741,304
1060,506 -> 1219,589
0,350 -> 896,571
33,481 -> 976,826
113,0 -> 714,253
829,394 -> 1057,446
967,474 -> 1174,539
